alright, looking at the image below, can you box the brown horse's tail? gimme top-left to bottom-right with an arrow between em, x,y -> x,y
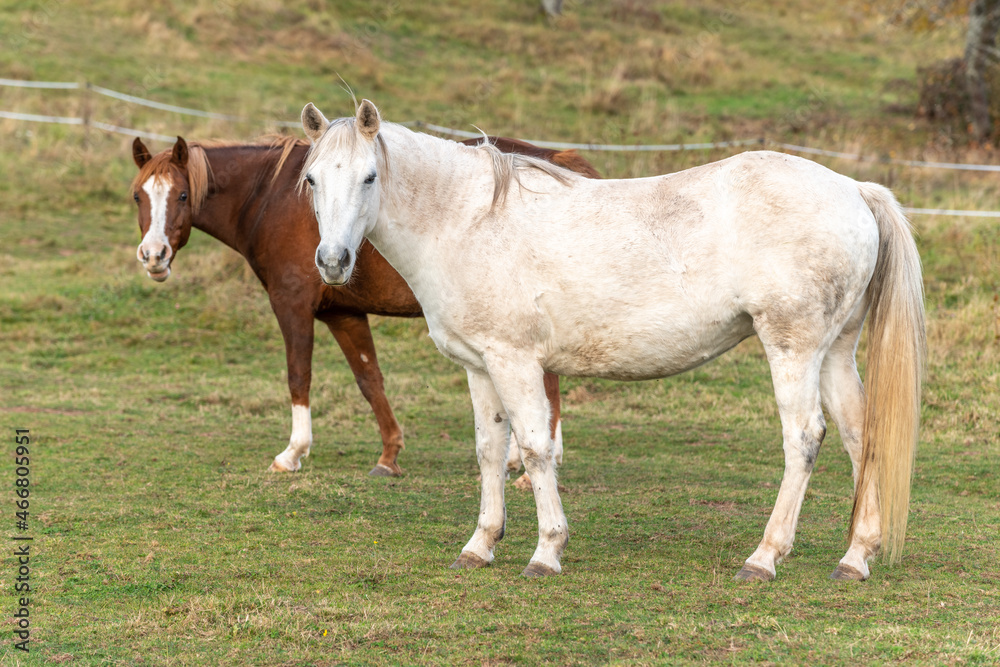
850,183 -> 926,564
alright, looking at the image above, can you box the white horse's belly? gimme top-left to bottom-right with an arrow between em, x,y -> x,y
539,297 -> 756,381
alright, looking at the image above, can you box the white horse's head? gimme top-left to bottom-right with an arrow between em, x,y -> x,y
300,100 -> 384,286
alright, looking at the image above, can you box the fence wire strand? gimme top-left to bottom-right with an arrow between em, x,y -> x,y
4,78 -> 1000,215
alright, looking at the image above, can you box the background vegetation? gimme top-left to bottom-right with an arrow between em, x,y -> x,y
1,0 -> 998,664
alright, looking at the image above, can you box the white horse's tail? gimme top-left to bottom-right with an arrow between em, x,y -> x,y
850,183 -> 926,564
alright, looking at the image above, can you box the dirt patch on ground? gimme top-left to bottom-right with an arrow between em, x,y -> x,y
5,406 -> 88,416
689,498 -> 738,511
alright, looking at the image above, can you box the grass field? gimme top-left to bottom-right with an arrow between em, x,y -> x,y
1,0 -> 999,664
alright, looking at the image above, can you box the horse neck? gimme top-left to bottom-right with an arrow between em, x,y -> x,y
372,126 -> 488,264
193,144 -> 301,252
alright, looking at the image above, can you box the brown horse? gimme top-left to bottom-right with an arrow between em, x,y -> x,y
130,134 -> 600,476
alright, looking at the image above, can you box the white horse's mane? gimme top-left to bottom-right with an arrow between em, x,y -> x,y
469,137 -> 575,207
300,119 -> 576,208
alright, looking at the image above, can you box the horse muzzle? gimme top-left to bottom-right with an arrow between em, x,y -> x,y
146,267 -> 171,282
315,244 -> 354,286
137,242 -> 173,282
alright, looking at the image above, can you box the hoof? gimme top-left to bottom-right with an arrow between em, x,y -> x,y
733,564 -> 774,582
829,564 -> 867,581
369,463 -> 402,477
513,473 -> 533,491
450,552 -> 490,570
268,459 -> 299,473
521,561 -> 560,578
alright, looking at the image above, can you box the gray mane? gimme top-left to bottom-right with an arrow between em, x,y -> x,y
300,120 -> 575,208
473,138 -> 574,208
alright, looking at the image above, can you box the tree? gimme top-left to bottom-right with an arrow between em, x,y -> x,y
964,0 -> 1000,142
541,0 -> 563,16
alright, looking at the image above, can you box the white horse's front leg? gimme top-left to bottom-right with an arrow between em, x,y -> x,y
485,353 -> 566,577
508,377 -> 562,474
452,369 -> 510,569
509,419 -> 562,491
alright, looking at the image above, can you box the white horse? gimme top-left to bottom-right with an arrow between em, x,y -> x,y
299,100 -> 925,582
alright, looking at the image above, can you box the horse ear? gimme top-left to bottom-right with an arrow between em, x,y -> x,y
301,103 -> 330,143
356,99 -> 381,140
132,137 -> 152,168
171,136 -> 189,166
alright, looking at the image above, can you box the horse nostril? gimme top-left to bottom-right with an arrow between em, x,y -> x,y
316,246 -> 352,280
142,249 -> 150,261
157,247 -> 167,261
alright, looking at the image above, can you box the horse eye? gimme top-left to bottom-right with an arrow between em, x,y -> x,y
179,192 -> 188,202
305,174 -> 315,187
364,173 -> 376,185
133,193 -> 139,203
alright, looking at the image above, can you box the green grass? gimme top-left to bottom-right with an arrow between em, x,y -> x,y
2,0 -> 1000,664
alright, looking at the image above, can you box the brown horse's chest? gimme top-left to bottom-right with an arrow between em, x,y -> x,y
314,244 -> 422,318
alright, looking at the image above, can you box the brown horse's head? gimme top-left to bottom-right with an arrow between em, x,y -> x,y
130,137 -> 210,282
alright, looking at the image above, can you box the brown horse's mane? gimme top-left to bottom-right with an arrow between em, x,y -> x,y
130,135 -> 308,214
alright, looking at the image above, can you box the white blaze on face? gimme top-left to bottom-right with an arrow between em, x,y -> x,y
137,176 -> 173,277
141,177 -> 171,247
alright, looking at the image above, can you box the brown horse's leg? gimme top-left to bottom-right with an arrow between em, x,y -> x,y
323,313 -> 405,477
544,372 -> 562,463
268,302 -> 315,472
513,372 -> 562,491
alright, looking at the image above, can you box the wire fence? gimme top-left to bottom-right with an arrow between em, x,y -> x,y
4,78 -> 1000,216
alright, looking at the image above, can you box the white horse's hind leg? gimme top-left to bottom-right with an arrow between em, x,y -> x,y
452,369 -> 510,569
485,353 -> 566,576
820,310 -> 879,580
736,349 -> 827,582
